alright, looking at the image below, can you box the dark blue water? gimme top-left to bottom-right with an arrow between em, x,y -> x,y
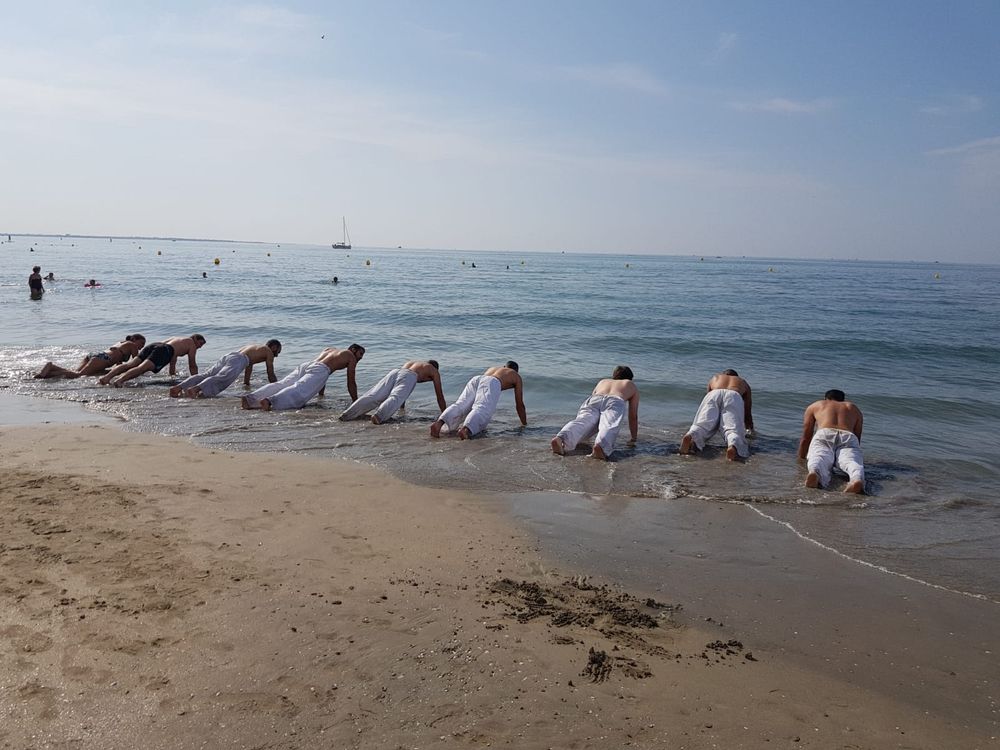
2,235 -> 998,599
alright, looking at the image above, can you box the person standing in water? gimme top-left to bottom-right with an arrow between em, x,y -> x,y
28,266 -> 44,300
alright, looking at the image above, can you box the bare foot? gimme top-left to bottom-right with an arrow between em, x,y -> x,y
680,434 -> 694,455
34,362 -> 53,379
112,380 -> 124,388
241,396 -> 253,410
550,436 -> 564,455
430,420 -> 443,438
168,385 -> 182,397
726,446 -> 738,462
805,472 -> 819,488
260,398 -> 272,412
98,376 -> 110,386
845,480 -> 864,495
370,415 -> 381,425
591,444 -> 606,460
185,387 -> 202,398
457,426 -> 472,440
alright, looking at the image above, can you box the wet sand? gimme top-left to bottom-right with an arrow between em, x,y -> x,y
1,424 -> 996,749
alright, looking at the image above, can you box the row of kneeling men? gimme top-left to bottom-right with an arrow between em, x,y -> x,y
34,334 -> 866,494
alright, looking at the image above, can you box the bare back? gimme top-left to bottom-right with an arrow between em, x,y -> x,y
403,360 -> 439,383
808,400 -> 863,435
316,347 -> 356,372
593,377 -> 637,401
241,343 -> 275,366
708,372 -> 750,397
483,366 -> 520,391
165,336 -> 199,358
483,365 -> 527,426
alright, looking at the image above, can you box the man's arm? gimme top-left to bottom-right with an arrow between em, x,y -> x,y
514,378 -> 527,426
744,386 -> 754,431
187,348 -> 198,375
243,364 -> 254,387
433,372 -> 447,412
797,406 -> 816,459
265,353 -> 277,383
169,352 -> 179,376
628,391 -> 639,442
346,362 -> 358,401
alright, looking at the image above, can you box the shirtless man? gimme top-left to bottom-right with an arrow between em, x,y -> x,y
169,340 -> 282,398
242,344 -> 364,411
551,366 -> 639,460
35,334 -> 146,379
339,359 -> 447,424
679,369 -> 754,461
98,335 -> 206,387
430,362 -> 526,439
798,389 -> 865,494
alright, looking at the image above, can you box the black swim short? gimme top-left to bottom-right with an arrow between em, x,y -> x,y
138,343 -> 175,373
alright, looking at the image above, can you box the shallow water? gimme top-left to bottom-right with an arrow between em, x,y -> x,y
2,235 -> 998,599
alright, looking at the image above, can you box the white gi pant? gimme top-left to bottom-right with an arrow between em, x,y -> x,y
557,394 -> 627,456
244,361 -> 331,410
438,375 -> 501,436
806,428 -> 864,488
339,368 -> 418,422
175,352 -> 250,397
684,388 -> 749,458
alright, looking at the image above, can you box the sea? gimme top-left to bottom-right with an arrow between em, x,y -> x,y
2,235 -> 999,602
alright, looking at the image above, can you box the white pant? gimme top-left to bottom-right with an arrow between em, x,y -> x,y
339,368 -> 418,422
176,352 -> 249,397
557,394 -> 626,456
807,428 -> 864,488
684,389 -> 749,458
244,361 -> 331,410
438,375 -> 501,435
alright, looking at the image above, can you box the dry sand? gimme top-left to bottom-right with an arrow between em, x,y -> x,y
0,425 -> 995,749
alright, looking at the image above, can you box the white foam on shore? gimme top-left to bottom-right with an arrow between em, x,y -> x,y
742,502 -> 999,605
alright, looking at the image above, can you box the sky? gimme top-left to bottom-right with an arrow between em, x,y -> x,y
1,1 -> 998,261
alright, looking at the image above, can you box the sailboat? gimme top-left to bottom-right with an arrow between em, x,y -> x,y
332,217 -> 352,250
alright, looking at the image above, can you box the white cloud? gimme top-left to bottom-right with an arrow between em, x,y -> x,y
236,4 -> 311,30
925,135 -> 1000,156
919,94 -> 984,116
557,63 -> 669,96
709,31 -> 738,63
729,97 -> 835,115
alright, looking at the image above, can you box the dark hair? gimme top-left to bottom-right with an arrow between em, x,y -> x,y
505,360 -> 519,372
723,368 -> 739,376
266,338 -> 281,351
349,343 -> 365,357
192,334 -> 206,345
428,359 -> 439,370
825,389 -> 846,402
612,365 -> 634,380
32,266 -> 40,273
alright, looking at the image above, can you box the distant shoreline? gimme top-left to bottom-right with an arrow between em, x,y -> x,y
3,232 -> 992,265
2,232 -> 261,245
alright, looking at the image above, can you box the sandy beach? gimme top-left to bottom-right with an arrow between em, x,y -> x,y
1,422 -> 996,749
